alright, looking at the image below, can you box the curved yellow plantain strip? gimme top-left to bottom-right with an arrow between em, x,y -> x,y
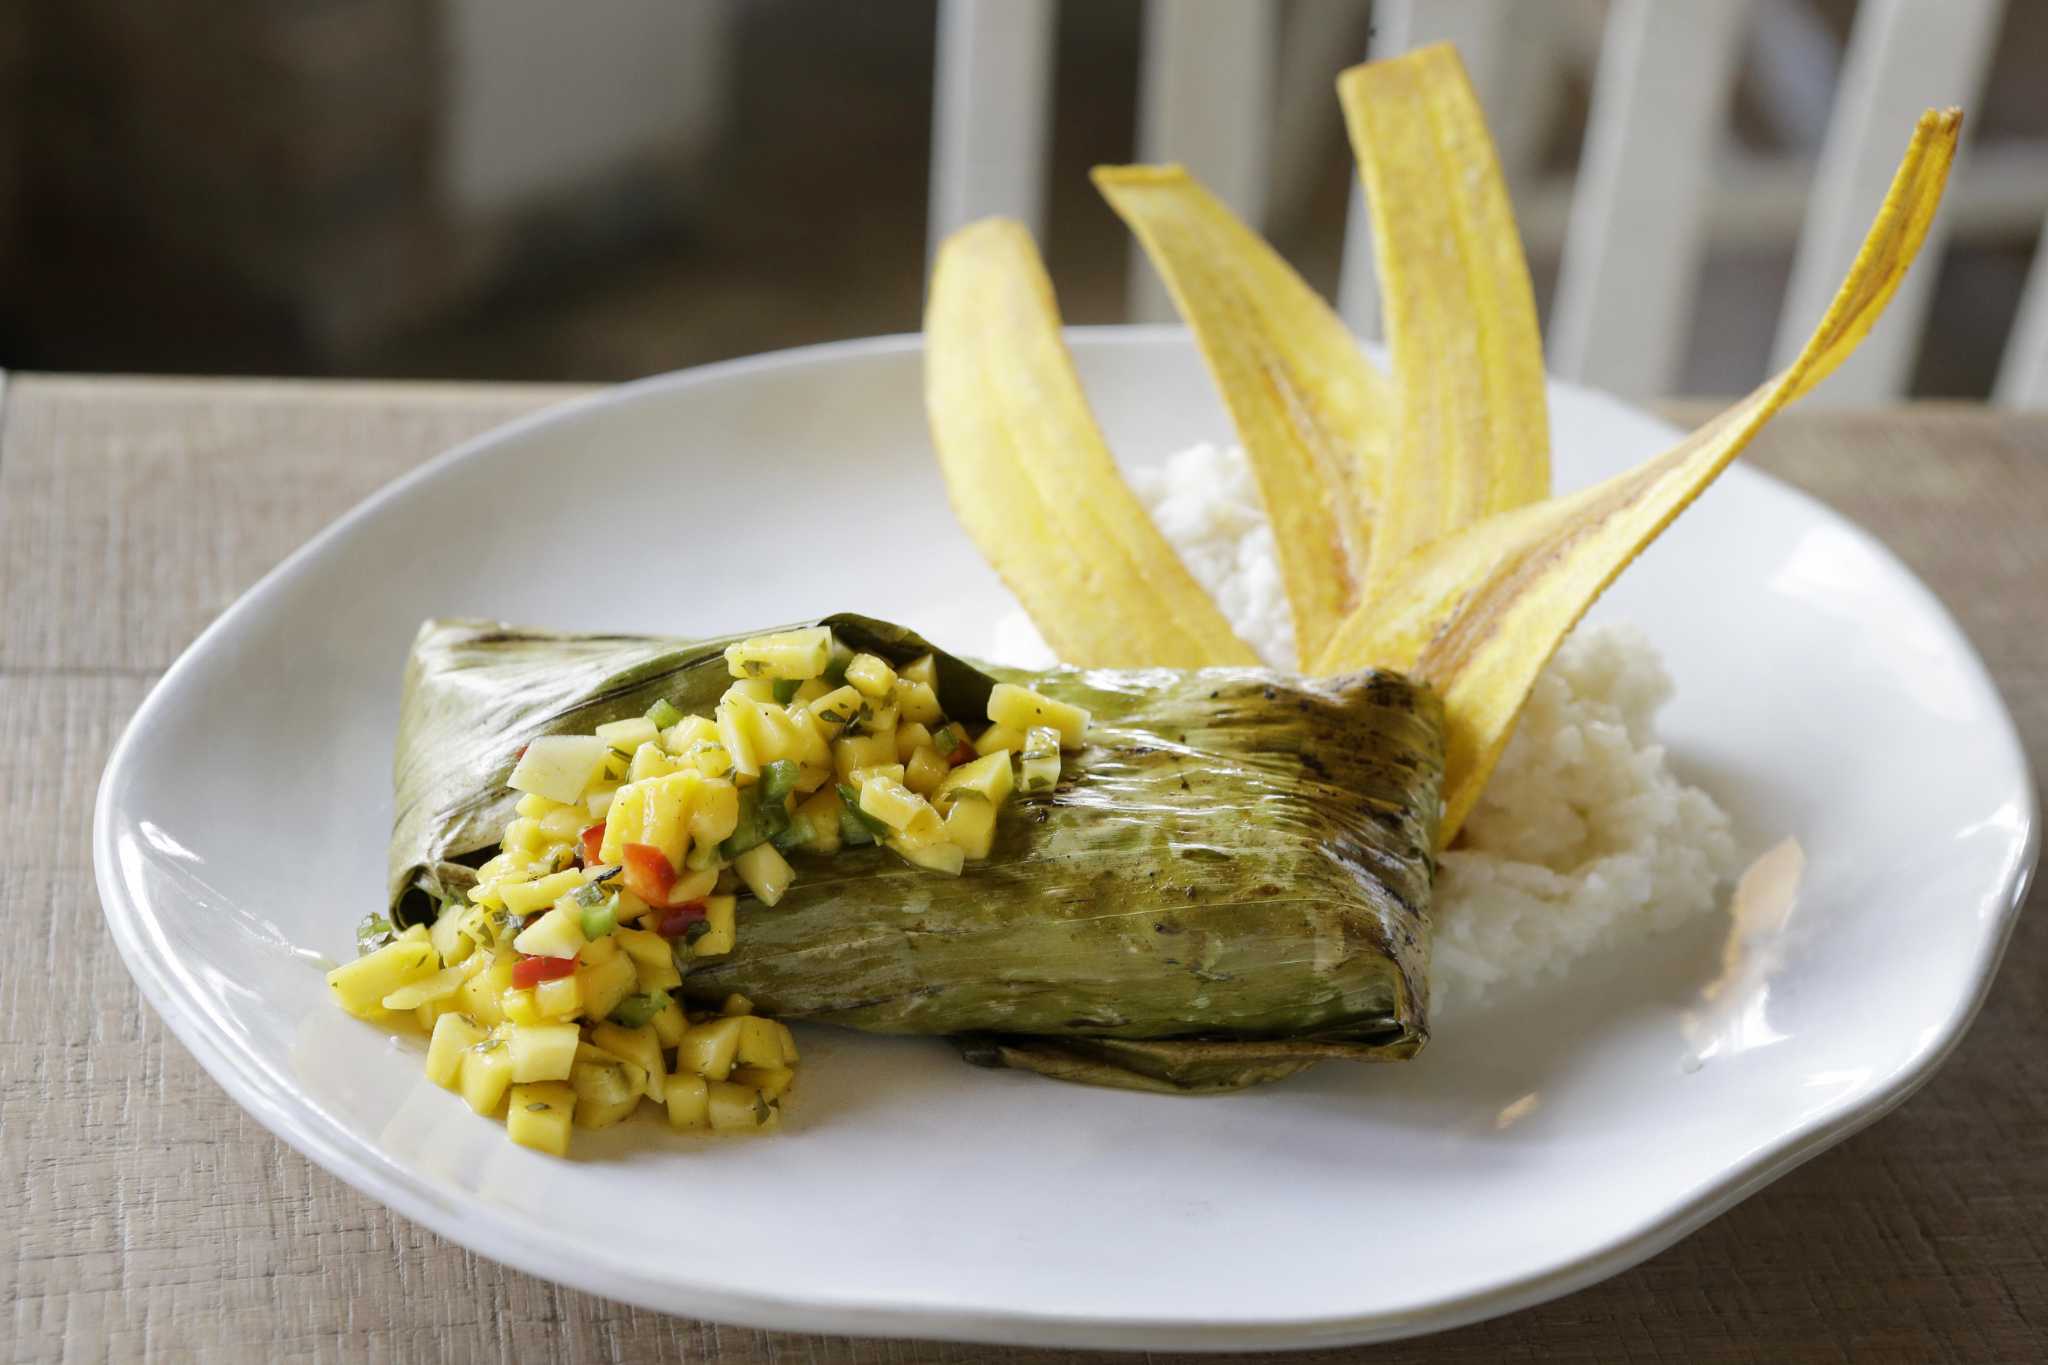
925,217 -> 1259,669
1338,43 -> 1551,601
1319,109 -> 1961,844
1093,164 -> 1392,669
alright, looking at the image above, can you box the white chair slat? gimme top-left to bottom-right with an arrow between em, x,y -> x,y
1771,0 -> 2005,404
926,0 -> 1058,267
1335,0 -> 1517,340
1993,215 -> 2048,407
1550,0 -> 1753,399
1126,0 -> 1278,323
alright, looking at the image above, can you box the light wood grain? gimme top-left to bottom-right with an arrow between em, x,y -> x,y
4,377 -> 2044,1362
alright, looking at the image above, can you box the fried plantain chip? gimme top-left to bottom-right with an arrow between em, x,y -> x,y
1338,43 -> 1551,601
925,217 -> 1259,668
1319,108 -> 1962,843
1093,164 -> 1392,668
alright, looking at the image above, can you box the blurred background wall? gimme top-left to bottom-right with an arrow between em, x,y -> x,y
0,0 -> 2041,397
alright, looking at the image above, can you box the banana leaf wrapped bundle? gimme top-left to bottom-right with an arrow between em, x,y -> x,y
390,615 -> 1443,1093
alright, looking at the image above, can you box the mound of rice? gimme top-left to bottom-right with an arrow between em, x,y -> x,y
1128,443 -> 1740,1013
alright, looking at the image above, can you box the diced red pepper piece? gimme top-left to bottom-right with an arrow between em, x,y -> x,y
620,842 -> 679,908
511,954 -> 576,988
579,823 -> 606,867
658,903 -> 708,938
948,739 -> 976,766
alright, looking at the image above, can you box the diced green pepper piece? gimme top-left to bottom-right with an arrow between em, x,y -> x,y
645,698 -> 685,730
721,786 -> 793,859
579,897 -> 618,940
608,991 -> 668,1028
771,678 -> 801,704
759,758 -> 802,804
835,783 -> 893,840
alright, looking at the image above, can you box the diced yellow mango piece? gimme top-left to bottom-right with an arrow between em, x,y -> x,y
460,1041 -> 514,1115
895,722 -> 933,763
904,745 -> 949,796
506,1022 -> 580,1082
381,963 -> 470,1012
500,869 -> 586,917
458,952 -> 518,1027
848,762 -> 905,788
431,908 -> 480,965
661,713 -> 719,755
677,1016 -> 744,1081
535,974 -> 582,1019
987,682 -> 1090,748
508,734 -> 608,805
595,717 -> 659,753
573,951 -> 638,1023
795,790 -> 844,855
935,749 -> 1015,813
665,1074 -> 711,1131
589,1023 -> 667,1102
501,988 -> 544,1027
733,1064 -> 795,1101
900,653 -> 938,687
688,778 -> 740,848
514,792 -> 561,820
1020,725 -> 1062,793
735,1016 -> 785,1068
634,949 -> 683,994
858,774 -> 930,831
893,678 -> 943,725
692,895 -> 738,957
806,685 -> 864,736
614,927 -> 671,971
568,1050 -> 643,1129
725,626 -> 833,680
733,842 -> 793,907
844,652 -> 896,698
781,704 -> 831,767
722,993 -> 754,1016
974,722 -> 1025,757
506,1081 -> 575,1155
511,905 -> 586,959
650,997 -> 688,1048
889,830 -> 965,876
776,1021 -> 800,1064
707,1080 -> 777,1132
716,700 -> 762,778
944,794 -> 999,859
326,936 -> 441,1019
578,932 -> 619,965
425,1012 -> 484,1089
628,740 -> 683,784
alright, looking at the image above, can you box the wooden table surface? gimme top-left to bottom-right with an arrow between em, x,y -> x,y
3,375 -> 2042,1363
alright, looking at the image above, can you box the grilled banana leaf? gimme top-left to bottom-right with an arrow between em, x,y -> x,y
389,615 -> 1444,1092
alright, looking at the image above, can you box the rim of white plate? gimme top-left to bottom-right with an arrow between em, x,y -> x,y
94,328 -> 2039,1350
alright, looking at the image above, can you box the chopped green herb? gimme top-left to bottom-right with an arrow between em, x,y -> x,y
753,1093 -> 772,1126
645,698 -> 685,730
525,1101 -> 551,1113
354,913 -> 396,955
930,724 -> 959,754
683,918 -> 713,945
573,880 -> 610,909
472,1037 -> 505,1053
771,678 -> 801,704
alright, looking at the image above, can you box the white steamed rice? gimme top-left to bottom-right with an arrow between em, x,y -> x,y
1105,443 -> 1737,1012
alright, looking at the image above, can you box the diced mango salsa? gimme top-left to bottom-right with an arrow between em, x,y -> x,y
333,627 -> 1080,1155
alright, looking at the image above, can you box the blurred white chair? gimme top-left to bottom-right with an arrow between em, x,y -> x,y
927,0 -> 2048,406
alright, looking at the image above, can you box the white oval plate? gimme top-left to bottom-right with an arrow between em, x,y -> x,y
96,330 -> 2036,1350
